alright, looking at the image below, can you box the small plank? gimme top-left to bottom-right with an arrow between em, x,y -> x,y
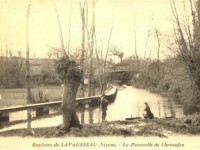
125,117 -> 141,120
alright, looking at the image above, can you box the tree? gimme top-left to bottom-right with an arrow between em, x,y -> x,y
53,3 -> 66,54
88,0 -> 96,96
53,1 -> 83,131
109,46 -> 124,69
153,23 -> 161,81
110,46 -> 119,71
134,18 -> 139,73
170,0 -> 200,111
56,57 -> 83,131
79,0 -> 86,97
117,51 -> 124,64
144,24 -> 151,60
94,33 -> 104,94
103,17 -> 113,92
26,0 -> 32,129
67,0 -> 72,55
0,50 -> 25,88
16,51 -> 24,88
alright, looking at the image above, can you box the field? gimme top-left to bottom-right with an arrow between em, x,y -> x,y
0,86 -> 102,108
0,86 -> 62,108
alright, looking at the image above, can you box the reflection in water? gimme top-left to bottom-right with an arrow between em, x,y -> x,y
80,109 -> 85,124
77,104 -> 100,124
10,110 -> 27,121
88,105 -> 93,124
77,86 -> 185,123
6,86 -> 185,126
158,102 -> 161,118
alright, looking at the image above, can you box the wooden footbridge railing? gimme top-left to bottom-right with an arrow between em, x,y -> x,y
0,95 -> 101,114
0,95 -> 100,113
0,95 -> 101,123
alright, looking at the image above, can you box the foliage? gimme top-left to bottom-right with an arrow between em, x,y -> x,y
131,60 -> 159,88
129,0 -> 200,114
130,57 -> 193,108
32,60 -> 60,86
0,57 -> 25,88
109,46 -> 124,64
164,0 -> 200,113
183,101 -> 200,115
55,57 -> 83,83
0,57 -> 61,88
170,0 -> 200,112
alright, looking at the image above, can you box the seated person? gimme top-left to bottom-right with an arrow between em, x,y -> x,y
143,102 -> 154,119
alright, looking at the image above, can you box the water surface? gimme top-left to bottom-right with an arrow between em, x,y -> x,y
0,86 -> 184,132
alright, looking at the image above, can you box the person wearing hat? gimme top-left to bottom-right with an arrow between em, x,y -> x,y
101,94 -> 109,122
143,102 -> 154,119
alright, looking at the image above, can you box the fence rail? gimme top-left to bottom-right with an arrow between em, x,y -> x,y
0,95 -> 101,114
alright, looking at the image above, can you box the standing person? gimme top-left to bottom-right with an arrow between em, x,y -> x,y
143,102 -> 154,119
38,90 -> 43,101
101,94 -> 109,122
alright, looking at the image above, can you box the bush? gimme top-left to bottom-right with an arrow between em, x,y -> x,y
120,72 -> 132,85
183,101 -> 199,115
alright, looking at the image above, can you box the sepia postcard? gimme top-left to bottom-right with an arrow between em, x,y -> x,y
0,0 -> 200,149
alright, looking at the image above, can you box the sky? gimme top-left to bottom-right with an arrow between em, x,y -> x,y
0,0 -> 190,60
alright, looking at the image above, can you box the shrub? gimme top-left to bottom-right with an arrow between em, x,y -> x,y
183,101 -> 199,115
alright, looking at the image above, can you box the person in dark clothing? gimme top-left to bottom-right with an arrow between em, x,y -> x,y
101,94 -> 109,121
143,102 -> 154,119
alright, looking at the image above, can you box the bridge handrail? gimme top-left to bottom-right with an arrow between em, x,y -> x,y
0,95 -> 101,114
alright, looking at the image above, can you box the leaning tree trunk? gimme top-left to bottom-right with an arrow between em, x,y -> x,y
61,79 -> 80,130
56,57 -> 83,131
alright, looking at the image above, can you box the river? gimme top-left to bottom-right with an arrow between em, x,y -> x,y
0,86 -> 184,132
78,86 -> 184,124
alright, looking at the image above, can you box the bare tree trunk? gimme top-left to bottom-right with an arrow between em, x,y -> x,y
94,32 -> 103,93
53,3 -> 66,57
170,0 -> 188,51
79,0 -> 86,97
154,25 -> 161,81
26,0 -> 32,130
154,22 -> 160,82
5,44 -> 8,86
67,0 -> 72,56
16,52 -> 23,88
144,26 -> 151,60
134,19 -> 139,73
104,22 -> 113,70
88,0 -> 95,96
52,1 -> 82,132
103,17 -> 113,93
60,79 -> 81,130
56,57 -> 82,131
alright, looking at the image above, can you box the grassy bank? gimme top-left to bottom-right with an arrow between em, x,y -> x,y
0,86 -> 102,108
0,118 -> 200,138
0,86 -> 62,107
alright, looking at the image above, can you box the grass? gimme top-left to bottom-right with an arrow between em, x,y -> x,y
0,120 -> 169,138
0,86 -> 102,108
152,118 -> 200,135
0,86 -> 62,108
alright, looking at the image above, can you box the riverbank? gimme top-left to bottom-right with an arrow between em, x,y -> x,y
0,117 -> 200,138
0,86 -> 192,138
